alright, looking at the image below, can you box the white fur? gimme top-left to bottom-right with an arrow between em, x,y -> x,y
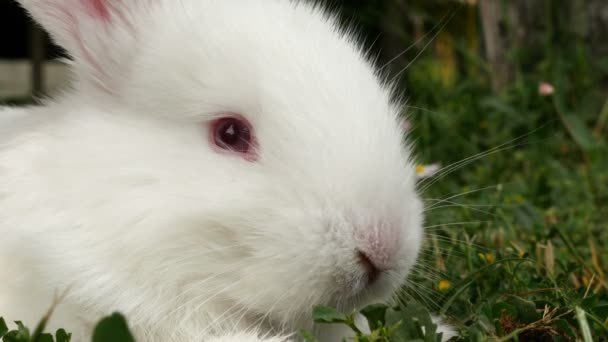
0,1 -> 453,341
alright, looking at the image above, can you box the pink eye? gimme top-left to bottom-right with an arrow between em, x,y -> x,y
210,116 -> 257,160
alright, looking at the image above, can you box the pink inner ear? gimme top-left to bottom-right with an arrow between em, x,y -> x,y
56,0 -> 109,85
87,0 -> 111,21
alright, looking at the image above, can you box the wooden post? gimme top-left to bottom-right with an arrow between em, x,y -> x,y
479,0 -> 511,93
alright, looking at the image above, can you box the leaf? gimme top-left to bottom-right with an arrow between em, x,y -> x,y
311,306 -> 348,324
491,302 -> 517,320
385,302 -> 440,342
551,79 -> 598,152
9,321 -> 30,342
553,319 -> 577,338
580,294 -> 599,310
2,321 -> 30,342
360,304 -> 388,331
55,329 -> 71,342
2,331 -> 24,342
575,306 -> 594,342
506,297 -> 540,324
591,303 -> 608,321
298,329 -> 319,342
36,334 -> 54,342
13,322 -> 29,336
0,318 -> 7,338
560,112 -> 596,151
91,313 -> 135,342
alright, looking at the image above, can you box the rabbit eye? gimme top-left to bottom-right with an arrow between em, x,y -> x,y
211,116 -> 257,160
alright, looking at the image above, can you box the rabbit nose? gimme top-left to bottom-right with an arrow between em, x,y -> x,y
355,224 -> 401,281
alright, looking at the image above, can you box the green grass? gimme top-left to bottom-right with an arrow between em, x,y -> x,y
400,31 -> 607,342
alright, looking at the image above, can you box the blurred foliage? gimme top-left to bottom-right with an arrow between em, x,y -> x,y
334,0 -> 608,340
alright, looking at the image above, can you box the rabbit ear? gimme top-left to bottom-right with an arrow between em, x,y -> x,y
17,0 -> 145,89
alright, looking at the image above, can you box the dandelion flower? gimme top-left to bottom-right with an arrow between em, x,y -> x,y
415,163 -> 441,179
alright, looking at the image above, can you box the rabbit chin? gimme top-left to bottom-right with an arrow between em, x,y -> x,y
270,278 -> 403,339
219,262 -> 410,332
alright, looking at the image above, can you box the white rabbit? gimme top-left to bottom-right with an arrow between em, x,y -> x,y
0,0 -> 454,341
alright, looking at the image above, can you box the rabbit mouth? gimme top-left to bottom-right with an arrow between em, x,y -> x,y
328,268 -> 399,310
346,249 -> 402,296
357,250 -> 384,286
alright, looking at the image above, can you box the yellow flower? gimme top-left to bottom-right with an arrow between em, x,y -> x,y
438,280 -> 451,291
478,252 -> 495,263
485,253 -> 495,263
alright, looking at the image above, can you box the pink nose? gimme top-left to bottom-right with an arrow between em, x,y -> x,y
355,224 -> 400,282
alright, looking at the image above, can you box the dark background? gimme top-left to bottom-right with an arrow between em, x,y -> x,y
0,0 -> 64,59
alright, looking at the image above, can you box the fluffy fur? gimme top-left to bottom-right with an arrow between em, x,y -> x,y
0,0 -> 453,341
